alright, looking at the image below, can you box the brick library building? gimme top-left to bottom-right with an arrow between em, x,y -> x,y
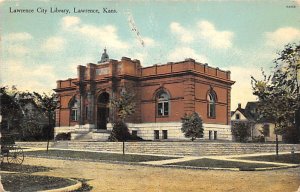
54,49 -> 235,141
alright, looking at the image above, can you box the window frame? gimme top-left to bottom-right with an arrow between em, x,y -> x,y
156,91 -> 170,117
69,97 -> 79,122
71,108 -> 78,121
207,91 -> 217,118
162,130 -> 168,139
154,130 -> 160,140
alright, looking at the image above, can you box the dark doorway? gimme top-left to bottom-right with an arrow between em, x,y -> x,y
97,92 -> 109,129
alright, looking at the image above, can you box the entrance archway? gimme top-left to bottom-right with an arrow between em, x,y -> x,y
97,92 -> 109,129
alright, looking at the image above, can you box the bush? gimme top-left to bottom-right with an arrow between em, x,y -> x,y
251,135 -> 265,143
283,126 -> 300,144
231,121 -> 252,142
55,133 -> 71,141
21,121 -> 43,141
108,120 -> 131,141
129,135 -> 144,141
181,112 -> 204,141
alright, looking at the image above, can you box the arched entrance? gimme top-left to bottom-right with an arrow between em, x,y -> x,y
97,92 -> 109,129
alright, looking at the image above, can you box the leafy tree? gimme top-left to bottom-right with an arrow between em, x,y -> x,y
108,120 -> 131,142
19,104 -> 48,141
181,112 -> 203,141
0,86 -> 23,134
231,121 -> 252,142
109,89 -> 136,154
111,90 -> 136,121
251,43 -> 300,153
33,92 -> 57,152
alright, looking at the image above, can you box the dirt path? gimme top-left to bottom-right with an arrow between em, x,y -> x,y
21,157 -> 300,192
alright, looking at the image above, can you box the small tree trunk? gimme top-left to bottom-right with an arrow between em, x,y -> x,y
46,111 -> 51,153
122,141 -> 125,155
276,133 -> 279,156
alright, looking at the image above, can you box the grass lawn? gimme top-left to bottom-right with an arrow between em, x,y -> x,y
237,153 -> 300,164
0,163 -> 93,192
167,158 -> 279,169
1,173 -> 77,192
24,150 -> 178,162
0,162 -> 51,173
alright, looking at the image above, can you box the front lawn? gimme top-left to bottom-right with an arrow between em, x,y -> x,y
24,150 -> 178,162
1,173 -> 77,192
0,163 -> 91,192
0,162 -> 51,173
167,158 -> 279,169
237,153 -> 300,164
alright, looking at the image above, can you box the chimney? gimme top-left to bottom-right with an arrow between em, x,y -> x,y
238,103 -> 241,109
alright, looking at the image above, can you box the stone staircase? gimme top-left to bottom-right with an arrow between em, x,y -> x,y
18,141 -> 300,156
71,130 -> 111,141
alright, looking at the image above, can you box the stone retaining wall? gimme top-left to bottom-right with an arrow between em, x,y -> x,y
17,141 -> 300,156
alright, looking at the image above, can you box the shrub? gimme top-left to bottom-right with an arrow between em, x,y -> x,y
283,126 -> 300,144
21,121 -> 43,141
108,120 -> 131,141
231,121 -> 252,142
181,112 -> 204,141
55,133 -> 71,141
252,135 -> 265,143
129,134 -> 144,141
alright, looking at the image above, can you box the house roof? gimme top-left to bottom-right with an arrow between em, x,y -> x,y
231,101 -> 274,123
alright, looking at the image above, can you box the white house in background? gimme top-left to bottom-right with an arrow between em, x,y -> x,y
231,102 -> 282,142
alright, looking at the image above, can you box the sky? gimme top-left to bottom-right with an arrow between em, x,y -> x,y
1,0 -> 300,110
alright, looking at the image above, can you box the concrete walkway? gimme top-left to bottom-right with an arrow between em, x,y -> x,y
22,147 -> 300,168
140,152 -> 299,167
140,156 -> 202,165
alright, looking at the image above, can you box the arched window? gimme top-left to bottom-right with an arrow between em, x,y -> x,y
157,91 -> 170,116
69,97 -> 79,121
207,91 -> 217,118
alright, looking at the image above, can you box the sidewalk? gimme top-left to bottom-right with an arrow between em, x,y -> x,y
23,147 -> 299,169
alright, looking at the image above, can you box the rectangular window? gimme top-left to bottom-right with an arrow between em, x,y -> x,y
154,130 -> 159,140
157,101 -> 169,116
163,130 -> 168,139
235,114 -> 240,120
71,109 -> 78,121
132,130 -> 137,137
163,102 -> 169,115
214,131 -> 217,140
209,104 -> 216,118
158,103 -> 163,116
209,131 -> 212,140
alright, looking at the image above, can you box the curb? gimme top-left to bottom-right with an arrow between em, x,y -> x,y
39,178 -> 82,192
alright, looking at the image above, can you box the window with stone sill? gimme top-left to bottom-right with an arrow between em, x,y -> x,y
207,91 -> 217,118
69,97 -> 79,121
71,109 -> 78,121
157,92 -> 170,117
